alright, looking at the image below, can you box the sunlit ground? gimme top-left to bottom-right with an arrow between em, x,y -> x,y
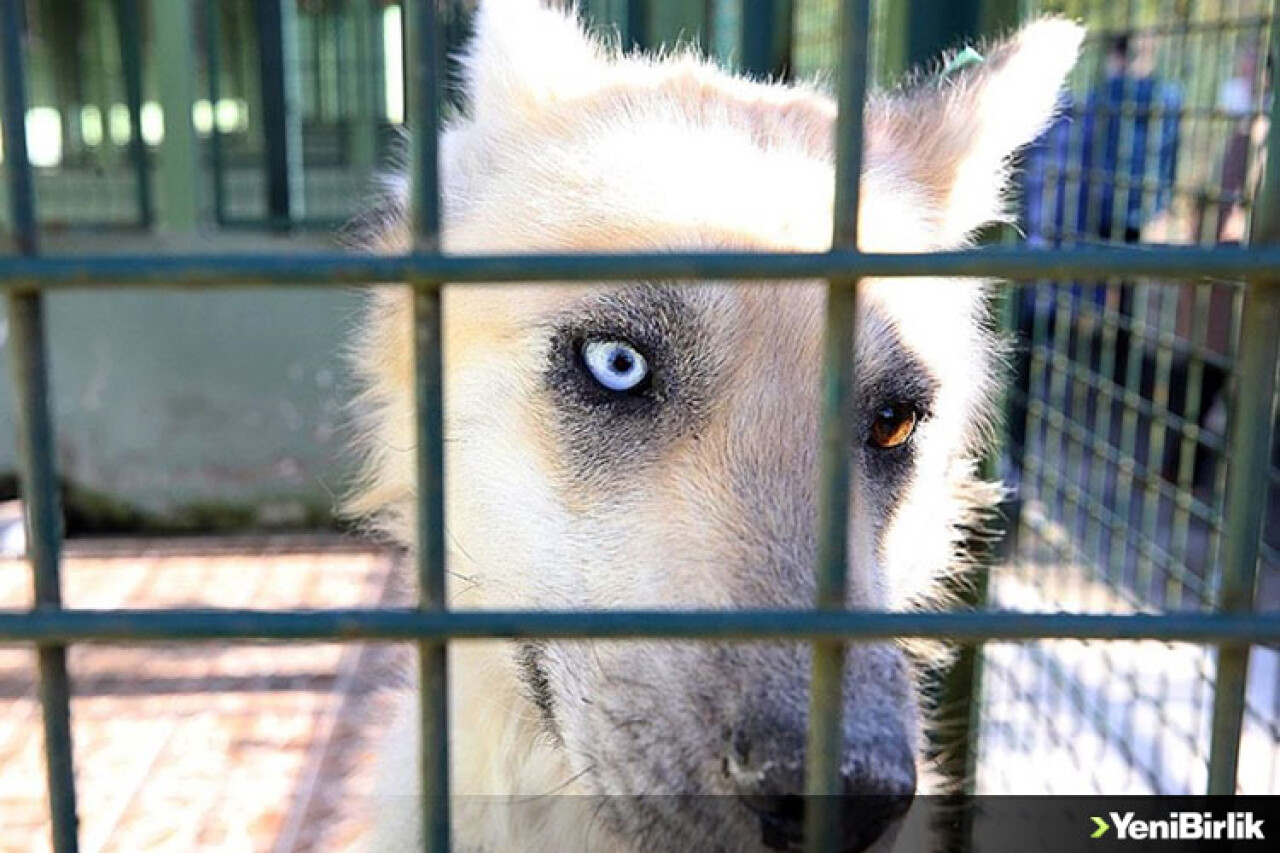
0,539 -> 404,853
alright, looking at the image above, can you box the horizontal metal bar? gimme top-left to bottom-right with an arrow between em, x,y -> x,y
0,247 -> 1274,289
0,609 -> 1277,644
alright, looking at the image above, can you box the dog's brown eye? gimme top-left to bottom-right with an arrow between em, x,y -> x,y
868,404 -> 917,449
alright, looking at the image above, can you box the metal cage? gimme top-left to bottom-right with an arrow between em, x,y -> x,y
1,1 -> 1278,852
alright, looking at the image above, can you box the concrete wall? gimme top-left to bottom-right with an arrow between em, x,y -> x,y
0,232 -> 367,532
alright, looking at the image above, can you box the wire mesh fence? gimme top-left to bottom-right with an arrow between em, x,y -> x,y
1,1 -> 1279,852
785,0 -> 1280,795
991,0 -> 1280,794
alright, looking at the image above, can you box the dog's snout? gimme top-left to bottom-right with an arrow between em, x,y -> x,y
727,740 -> 916,853
837,770 -> 917,853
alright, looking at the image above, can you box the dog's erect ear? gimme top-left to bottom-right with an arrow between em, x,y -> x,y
872,18 -> 1083,245
463,0 -> 605,123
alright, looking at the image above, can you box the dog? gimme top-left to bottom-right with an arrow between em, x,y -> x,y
347,2 -> 1082,850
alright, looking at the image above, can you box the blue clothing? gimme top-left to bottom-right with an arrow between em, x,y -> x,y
1080,74 -> 1182,239
1022,104 -> 1075,248
1020,76 -> 1182,317
1023,75 -> 1182,245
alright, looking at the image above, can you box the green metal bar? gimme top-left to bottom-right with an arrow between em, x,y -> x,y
807,3 -> 869,851
256,0 -> 299,225
903,0 -> 982,68
920,0 -> 998,818
0,608 -> 1276,644
1,2 -> 78,851
932,377 -> 1004,842
204,0 -> 227,226
934,560 -> 989,792
625,0 -> 648,50
740,0 -> 794,78
8,297 -> 79,853
0,246 -> 1275,288
151,0 -> 199,230
114,0 -> 152,228
1206,5 -> 1280,794
1,0 -> 34,257
407,1 -> 450,850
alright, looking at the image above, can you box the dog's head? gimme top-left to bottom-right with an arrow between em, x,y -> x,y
352,2 -> 1080,850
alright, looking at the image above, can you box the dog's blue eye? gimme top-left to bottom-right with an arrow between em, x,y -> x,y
581,339 -> 649,392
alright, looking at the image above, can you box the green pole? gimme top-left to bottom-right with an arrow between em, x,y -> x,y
805,3 -> 869,852
255,0 -> 306,226
150,0 -> 200,229
903,0 -> 983,70
407,1 -> 450,850
740,0 -> 794,78
909,0 -> 990,822
1205,2 -> 1280,795
114,0 -> 152,228
1,2 -> 78,851
346,0 -> 378,174
203,0 -> 226,224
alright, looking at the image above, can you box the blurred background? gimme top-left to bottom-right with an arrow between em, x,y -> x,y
0,0 -> 1277,851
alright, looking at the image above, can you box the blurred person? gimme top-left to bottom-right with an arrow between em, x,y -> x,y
1081,32 -> 1182,245
1080,34 -> 1182,415
1218,48 -> 1270,243
1015,33 -> 1186,481
1021,33 -> 1183,245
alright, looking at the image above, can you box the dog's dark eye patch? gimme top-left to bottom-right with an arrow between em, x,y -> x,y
858,340 -> 937,431
856,321 -> 939,521
544,285 -> 715,482
857,320 -> 938,441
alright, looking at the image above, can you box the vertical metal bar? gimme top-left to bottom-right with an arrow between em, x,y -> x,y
9,297 -> 80,850
740,0 -> 794,79
114,0 -> 151,228
204,0 -> 227,225
255,0 -> 301,226
805,2 -> 868,851
928,0 -> 1006,814
904,0 -> 981,69
151,0 -> 199,230
1205,6 -> 1280,794
934,407 -> 1003,850
625,0 -> 648,50
1,0 -> 34,257
1,2 -> 78,851
406,2 -> 449,851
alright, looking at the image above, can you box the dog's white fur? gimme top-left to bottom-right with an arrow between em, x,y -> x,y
348,3 -> 1082,851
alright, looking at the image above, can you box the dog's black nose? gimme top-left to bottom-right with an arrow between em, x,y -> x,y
734,765 -> 915,852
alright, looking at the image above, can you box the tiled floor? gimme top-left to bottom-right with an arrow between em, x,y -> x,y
0,537 -> 408,853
